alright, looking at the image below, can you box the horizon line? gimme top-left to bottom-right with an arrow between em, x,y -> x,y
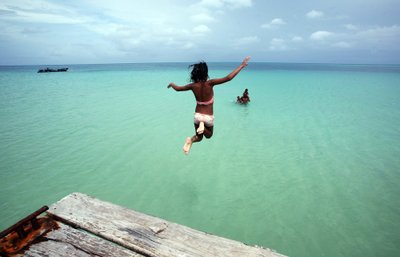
1,61 -> 400,67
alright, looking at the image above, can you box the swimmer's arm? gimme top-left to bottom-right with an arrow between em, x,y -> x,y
210,56 -> 250,86
167,82 -> 193,91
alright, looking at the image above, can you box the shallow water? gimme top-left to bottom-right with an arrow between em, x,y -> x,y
1,63 -> 399,257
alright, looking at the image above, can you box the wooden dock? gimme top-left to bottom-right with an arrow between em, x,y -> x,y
1,192 -> 286,257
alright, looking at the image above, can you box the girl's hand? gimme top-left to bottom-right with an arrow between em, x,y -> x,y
242,56 -> 251,67
167,83 -> 174,89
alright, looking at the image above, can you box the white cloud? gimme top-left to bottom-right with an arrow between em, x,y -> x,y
269,38 -> 287,51
192,24 -> 211,34
271,18 -> 286,25
182,42 -> 196,49
0,1 -> 90,24
345,24 -> 358,30
332,41 -> 352,48
191,13 -> 215,23
236,36 -> 259,45
1,0 -> 399,64
199,0 -> 252,9
306,25 -> 400,52
226,0 -> 253,8
352,25 -> 400,48
307,10 -> 324,19
310,31 -> 334,41
317,25 -> 400,51
292,36 -> 304,42
261,18 -> 286,29
199,0 -> 224,8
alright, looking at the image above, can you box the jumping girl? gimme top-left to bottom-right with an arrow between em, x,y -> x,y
167,56 -> 250,154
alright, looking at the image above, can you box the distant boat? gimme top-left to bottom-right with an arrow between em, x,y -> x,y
38,67 -> 68,73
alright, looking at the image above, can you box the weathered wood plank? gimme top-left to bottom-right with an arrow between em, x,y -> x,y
19,222 -> 144,257
47,192 -> 286,257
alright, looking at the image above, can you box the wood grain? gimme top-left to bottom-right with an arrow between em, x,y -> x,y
47,192 -> 286,257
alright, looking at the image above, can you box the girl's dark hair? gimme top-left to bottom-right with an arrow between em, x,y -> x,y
189,62 -> 209,82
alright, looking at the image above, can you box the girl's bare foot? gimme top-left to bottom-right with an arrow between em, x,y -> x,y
196,122 -> 205,134
183,137 -> 192,155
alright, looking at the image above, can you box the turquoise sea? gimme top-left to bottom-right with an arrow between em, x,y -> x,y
1,62 -> 399,257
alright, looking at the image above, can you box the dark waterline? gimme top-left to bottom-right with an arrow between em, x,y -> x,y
1,62 -> 400,74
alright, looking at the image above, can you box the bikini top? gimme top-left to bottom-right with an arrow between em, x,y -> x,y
197,96 -> 214,105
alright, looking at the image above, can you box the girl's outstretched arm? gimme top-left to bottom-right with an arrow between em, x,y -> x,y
167,82 -> 193,91
209,56 -> 250,86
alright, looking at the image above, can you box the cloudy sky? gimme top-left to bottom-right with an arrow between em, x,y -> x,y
1,0 -> 399,65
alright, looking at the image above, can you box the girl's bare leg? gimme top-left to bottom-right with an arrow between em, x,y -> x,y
203,126 -> 213,139
196,122 -> 205,134
183,137 -> 192,155
183,134 -> 203,155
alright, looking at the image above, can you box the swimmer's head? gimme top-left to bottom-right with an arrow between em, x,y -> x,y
189,61 -> 209,83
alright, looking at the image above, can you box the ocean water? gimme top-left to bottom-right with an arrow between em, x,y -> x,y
0,63 -> 399,257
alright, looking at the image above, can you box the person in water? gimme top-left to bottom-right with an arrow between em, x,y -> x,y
236,88 -> 250,104
242,88 -> 250,102
241,88 -> 250,103
168,56 -> 250,154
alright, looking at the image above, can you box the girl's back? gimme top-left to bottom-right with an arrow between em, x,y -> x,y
192,81 -> 214,102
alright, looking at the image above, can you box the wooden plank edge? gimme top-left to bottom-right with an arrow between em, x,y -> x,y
48,192 -> 287,257
46,211 -> 155,257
